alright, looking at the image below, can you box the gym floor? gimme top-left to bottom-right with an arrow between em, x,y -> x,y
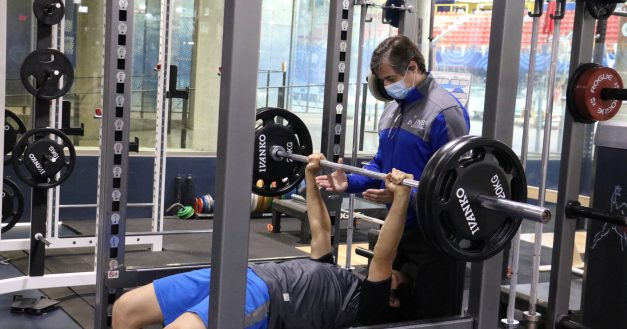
0,205 -> 582,329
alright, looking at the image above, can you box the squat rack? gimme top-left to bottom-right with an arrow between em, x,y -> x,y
91,1 -> 534,329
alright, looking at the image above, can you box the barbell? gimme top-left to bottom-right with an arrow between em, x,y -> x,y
252,107 -> 552,261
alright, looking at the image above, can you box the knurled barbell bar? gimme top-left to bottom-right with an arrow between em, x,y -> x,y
272,146 -> 550,224
252,107 -> 552,261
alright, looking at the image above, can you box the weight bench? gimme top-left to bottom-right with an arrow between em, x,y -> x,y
271,196 -> 387,243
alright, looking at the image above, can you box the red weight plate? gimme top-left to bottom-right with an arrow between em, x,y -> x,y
575,65 -> 623,122
567,64 -> 597,124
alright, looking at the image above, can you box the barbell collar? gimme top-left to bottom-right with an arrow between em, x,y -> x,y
272,146 -> 420,188
565,201 -> 627,227
475,194 -> 551,224
600,87 -> 627,101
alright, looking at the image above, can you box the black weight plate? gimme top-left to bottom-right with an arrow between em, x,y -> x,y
383,0 -> 404,28
23,140 -> 67,178
253,107 -> 313,197
33,0 -> 65,26
12,128 -> 76,189
420,136 -> 505,260
20,49 -> 74,100
566,63 -> 598,124
2,177 -> 25,234
4,110 -> 27,165
418,136 -> 526,262
586,1 -> 616,20
417,135 -> 475,253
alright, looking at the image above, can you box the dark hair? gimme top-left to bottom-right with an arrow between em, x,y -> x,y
370,35 -> 426,76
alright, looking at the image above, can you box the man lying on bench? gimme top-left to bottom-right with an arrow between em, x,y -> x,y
112,153 -> 416,329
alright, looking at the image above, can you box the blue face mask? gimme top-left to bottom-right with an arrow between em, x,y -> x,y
384,67 -> 415,100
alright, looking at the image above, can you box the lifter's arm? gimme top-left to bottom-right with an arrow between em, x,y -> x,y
367,169 -> 412,282
305,154 -> 333,259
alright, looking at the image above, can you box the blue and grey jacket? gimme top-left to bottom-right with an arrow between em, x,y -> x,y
347,74 -> 470,228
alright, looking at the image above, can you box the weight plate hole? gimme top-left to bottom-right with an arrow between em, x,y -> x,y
438,170 -> 456,202
492,149 -> 513,174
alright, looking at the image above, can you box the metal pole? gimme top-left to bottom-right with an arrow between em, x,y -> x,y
0,0 -> 6,242
470,1 -> 525,326
209,0 -> 262,327
546,1 -> 595,326
358,83 -> 367,151
94,1 -> 135,326
527,1 -> 565,322
321,0 -> 355,261
503,0 -> 543,325
346,1 -> 369,269
427,0 -> 436,71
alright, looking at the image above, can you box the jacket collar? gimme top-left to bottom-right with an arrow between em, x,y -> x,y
398,73 -> 432,106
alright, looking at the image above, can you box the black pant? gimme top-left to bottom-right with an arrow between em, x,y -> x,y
393,228 -> 466,320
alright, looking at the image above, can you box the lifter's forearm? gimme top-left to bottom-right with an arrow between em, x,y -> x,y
305,173 -> 331,236
372,193 -> 409,261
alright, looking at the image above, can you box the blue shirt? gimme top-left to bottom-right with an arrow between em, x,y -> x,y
347,74 -> 470,228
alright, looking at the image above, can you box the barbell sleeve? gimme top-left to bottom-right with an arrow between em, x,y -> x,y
355,247 -> 374,259
565,201 -> 627,227
273,147 -> 419,188
273,147 -> 551,224
600,87 -> 627,101
475,194 -> 551,224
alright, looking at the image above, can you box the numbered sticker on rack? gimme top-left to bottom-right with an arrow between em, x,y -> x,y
341,20 -> 349,31
112,190 -> 121,201
114,119 -> 124,131
107,270 -> 119,279
116,96 -> 125,107
117,47 -> 126,59
110,235 -> 120,248
334,144 -> 341,155
336,104 -> 343,114
118,22 -> 127,34
337,83 -> 344,94
113,166 -> 122,178
338,62 -> 345,73
116,72 -> 126,83
340,41 -> 347,52
335,124 -> 342,134
119,0 -> 128,10
111,213 -> 120,225
109,259 -> 119,270
114,143 -> 123,154
343,0 -> 350,9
